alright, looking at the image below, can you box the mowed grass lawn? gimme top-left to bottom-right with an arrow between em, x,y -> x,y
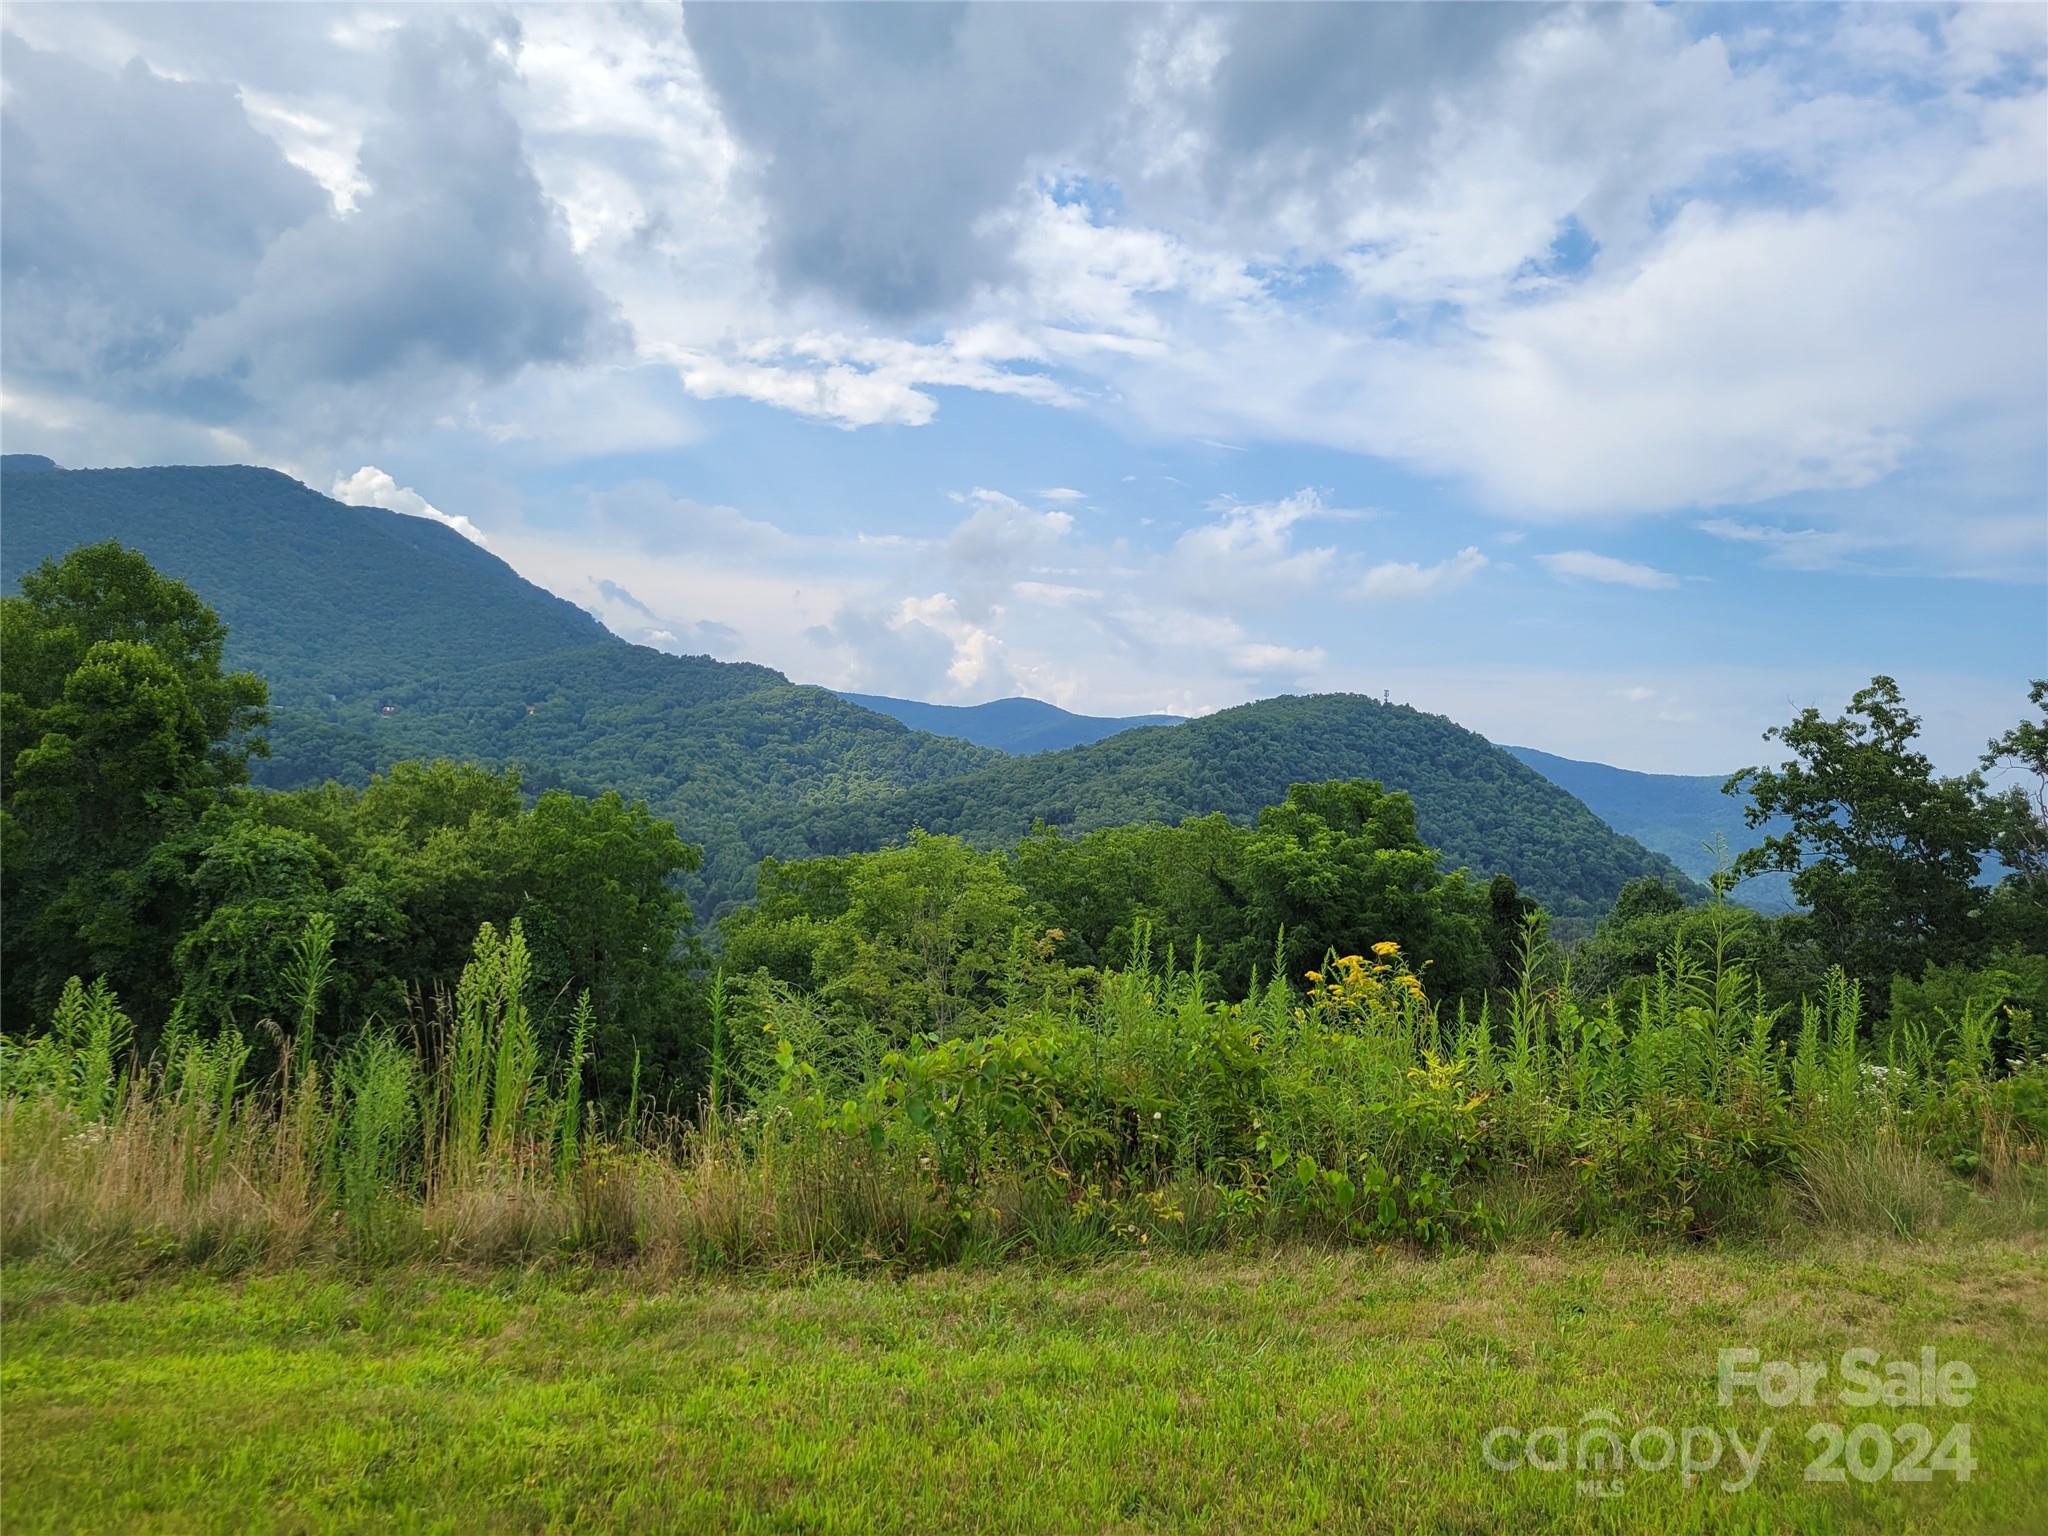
3,1236 -> 2044,1534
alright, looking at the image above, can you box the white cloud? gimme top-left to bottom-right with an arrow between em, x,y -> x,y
440,364 -> 700,461
675,352 -> 938,429
1694,518 -> 1869,573
1357,546 -> 1488,600
670,330 -> 1073,429
1232,640 -> 1327,673
947,488 -> 1073,556
1075,606 -> 1328,694
585,480 -> 792,558
654,5 -> 2043,552
1171,488 -> 1341,604
577,575 -> 743,657
17,4 -> 2041,560
895,593 -> 1010,691
331,465 -> 488,546
5,4 -> 2040,773
805,591 -> 1019,699
942,487 -> 1075,618
1537,550 -> 1679,589
237,89 -> 368,213
1012,580 -> 1101,606
1394,664 -> 2025,776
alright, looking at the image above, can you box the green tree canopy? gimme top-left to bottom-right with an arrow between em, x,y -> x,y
163,761 -> 704,1103
726,780 -> 1525,1030
1727,676 -> 1998,990
725,832 -> 1049,1042
1568,876 -> 1826,1013
1981,680 -> 2047,885
2,544 -> 268,1027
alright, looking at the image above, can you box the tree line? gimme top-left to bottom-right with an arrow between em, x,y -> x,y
5,544 -> 2042,1112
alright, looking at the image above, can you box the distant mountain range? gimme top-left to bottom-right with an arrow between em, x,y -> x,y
1500,746 -> 1794,912
3,458 -> 1701,922
836,692 -> 1184,755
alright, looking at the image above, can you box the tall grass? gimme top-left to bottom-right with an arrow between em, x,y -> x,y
3,916 -> 2042,1277
280,911 -> 335,1096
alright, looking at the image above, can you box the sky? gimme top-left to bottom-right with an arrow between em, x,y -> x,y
2,2 -> 2044,774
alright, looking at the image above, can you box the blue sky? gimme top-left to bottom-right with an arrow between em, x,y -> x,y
3,3 -> 2042,772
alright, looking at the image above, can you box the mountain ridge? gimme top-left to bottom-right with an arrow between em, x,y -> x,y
1500,744 -> 1795,911
0,460 -> 999,911
834,691 -> 1185,755
2,459 -> 1699,922
775,692 -> 1703,923
841,689 -> 1792,912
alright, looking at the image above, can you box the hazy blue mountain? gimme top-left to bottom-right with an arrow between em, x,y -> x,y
836,692 -> 1185,755
1502,744 -> 1796,912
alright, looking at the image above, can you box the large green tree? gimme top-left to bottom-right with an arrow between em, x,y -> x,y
1009,812 -> 1251,981
1234,780 -> 1496,997
1981,681 -> 2047,881
1726,677 -> 1998,990
1569,875 -> 1826,1012
1008,785 -> 1516,999
2,544 -> 267,1028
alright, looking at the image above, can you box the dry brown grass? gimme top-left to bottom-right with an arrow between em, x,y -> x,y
0,1100 -> 321,1271
6,1090 -> 2044,1286
1792,1123 -> 1963,1239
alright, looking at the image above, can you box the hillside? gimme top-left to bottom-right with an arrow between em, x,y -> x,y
2,459 -> 1693,923
0,460 -> 612,696
833,690 -> 1789,911
835,691 -> 1184,754
0,460 -> 999,912
1502,745 -> 1797,913
777,694 -> 1702,923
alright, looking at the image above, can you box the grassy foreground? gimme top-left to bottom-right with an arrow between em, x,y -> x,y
4,1235 -> 2044,1534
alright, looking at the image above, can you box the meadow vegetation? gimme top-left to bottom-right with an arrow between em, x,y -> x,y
4,909 -> 2044,1278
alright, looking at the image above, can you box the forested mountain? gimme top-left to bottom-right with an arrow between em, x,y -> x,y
1,461 -> 998,911
835,689 -> 1790,910
775,694 -> 1701,922
835,691 -> 1184,755
1502,744 -> 1796,913
2,459 -> 1694,922
831,687 -> 1795,914
1,460 -> 610,695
